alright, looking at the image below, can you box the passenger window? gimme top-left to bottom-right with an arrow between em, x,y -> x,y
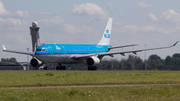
36,49 -> 45,51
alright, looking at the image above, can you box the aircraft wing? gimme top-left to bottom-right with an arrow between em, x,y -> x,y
2,45 -> 34,56
72,41 -> 178,59
108,44 -> 138,51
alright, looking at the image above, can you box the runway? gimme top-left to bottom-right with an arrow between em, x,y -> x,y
2,84 -> 179,89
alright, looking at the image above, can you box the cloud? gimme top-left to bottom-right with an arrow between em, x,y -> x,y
121,25 -> 138,34
39,11 -> 52,15
0,17 -> 29,32
7,33 -> 28,43
15,10 -> 29,17
148,13 -> 158,21
138,2 -> 152,8
139,25 -> 171,34
71,3 -> 106,16
39,16 -> 64,27
5,18 -> 26,26
0,17 -> 5,21
161,9 -> 180,23
114,21 -> 122,26
119,25 -> 171,35
105,3 -> 113,11
64,23 -> 80,33
48,16 -> 64,24
81,26 -> 92,33
0,1 -> 29,18
0,0 -> 10,15
140,25 -> 156,32
63,24 -> 92,34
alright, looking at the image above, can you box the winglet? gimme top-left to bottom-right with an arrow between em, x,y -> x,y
3,45 -> 6,50
172,41 -> 178,47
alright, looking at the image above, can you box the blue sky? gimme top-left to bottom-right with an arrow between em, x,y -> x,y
0,0 -> 180,62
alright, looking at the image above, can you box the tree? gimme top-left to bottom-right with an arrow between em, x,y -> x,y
165,56 -> 171,66
149,54 -> 161,60
134,56 -> 143,70
147,54 -> 164,70
1,57 -> 17,62
172,53 -> 180,59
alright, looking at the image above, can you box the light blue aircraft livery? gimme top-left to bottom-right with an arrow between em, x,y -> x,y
2,18 -> 178,70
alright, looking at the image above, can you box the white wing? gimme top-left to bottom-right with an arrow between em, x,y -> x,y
2,45 -> 34,56
71,41 -> 178,59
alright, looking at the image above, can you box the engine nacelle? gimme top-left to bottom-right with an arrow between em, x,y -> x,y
30,58 -> 42,67
86,56 -> 100,67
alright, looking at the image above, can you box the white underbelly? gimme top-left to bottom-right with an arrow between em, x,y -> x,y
35,54 -> 85,64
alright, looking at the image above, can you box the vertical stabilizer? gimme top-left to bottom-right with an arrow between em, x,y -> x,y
98,18 -> 113,45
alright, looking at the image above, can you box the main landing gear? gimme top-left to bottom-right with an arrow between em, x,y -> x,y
88,66 -> 97,71
56,64 -> 66,70
44,63 -> 48,70
44,66 -> 48,70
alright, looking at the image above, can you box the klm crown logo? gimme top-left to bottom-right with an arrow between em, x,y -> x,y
106,29 -> 109,33
104,29 -> 110,38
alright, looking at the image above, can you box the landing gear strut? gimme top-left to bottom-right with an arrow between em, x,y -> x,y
44,63 -> 48,70
56,64 -> 66,70
44,66 -> 48,70
88,66 -> 97,71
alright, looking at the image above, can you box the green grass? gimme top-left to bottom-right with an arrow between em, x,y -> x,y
0,71 -> 180,100
0,71 -> 180,87
0,85 -> 180,101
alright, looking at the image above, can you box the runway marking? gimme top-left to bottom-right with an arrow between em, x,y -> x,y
1,84 -> 180,89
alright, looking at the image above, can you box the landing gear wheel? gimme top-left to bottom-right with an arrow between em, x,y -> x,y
88,66 -> 97,71
56,65 -> 66,70
62,66 -> 66,70
94,66 -> 97,70
44,66 -> 48,70
88,66 -> 91,70
56,66 -> 60,70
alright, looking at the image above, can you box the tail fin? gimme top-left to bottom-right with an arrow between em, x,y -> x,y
98,18 -> 113,45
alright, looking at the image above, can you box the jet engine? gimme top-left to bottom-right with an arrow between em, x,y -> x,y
30,58 -> 43,67
86,56 -> 100,67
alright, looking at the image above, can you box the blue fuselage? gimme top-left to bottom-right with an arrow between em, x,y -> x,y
35,44 -> 112,55
34,44 -> 112,63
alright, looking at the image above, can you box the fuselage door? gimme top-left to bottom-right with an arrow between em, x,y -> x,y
87,47 -> 90,54
62,46 -> 67,54
48,46 -> 53,54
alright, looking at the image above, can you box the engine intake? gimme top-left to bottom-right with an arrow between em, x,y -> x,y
30,58 -> 42,67
86,56 -> 100,66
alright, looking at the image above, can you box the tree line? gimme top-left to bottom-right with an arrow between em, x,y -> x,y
1,53 -> 180,70
1,57 -> 17,62
65,53 -> 180,70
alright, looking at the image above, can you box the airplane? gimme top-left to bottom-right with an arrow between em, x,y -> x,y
2,18 -> 178,70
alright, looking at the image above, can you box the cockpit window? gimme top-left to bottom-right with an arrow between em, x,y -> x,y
36,49 -> 46,51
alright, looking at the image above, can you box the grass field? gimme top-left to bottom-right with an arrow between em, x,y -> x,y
0,71 -> 180,100
1,85 -> 180,101
0,71 -> 179,87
